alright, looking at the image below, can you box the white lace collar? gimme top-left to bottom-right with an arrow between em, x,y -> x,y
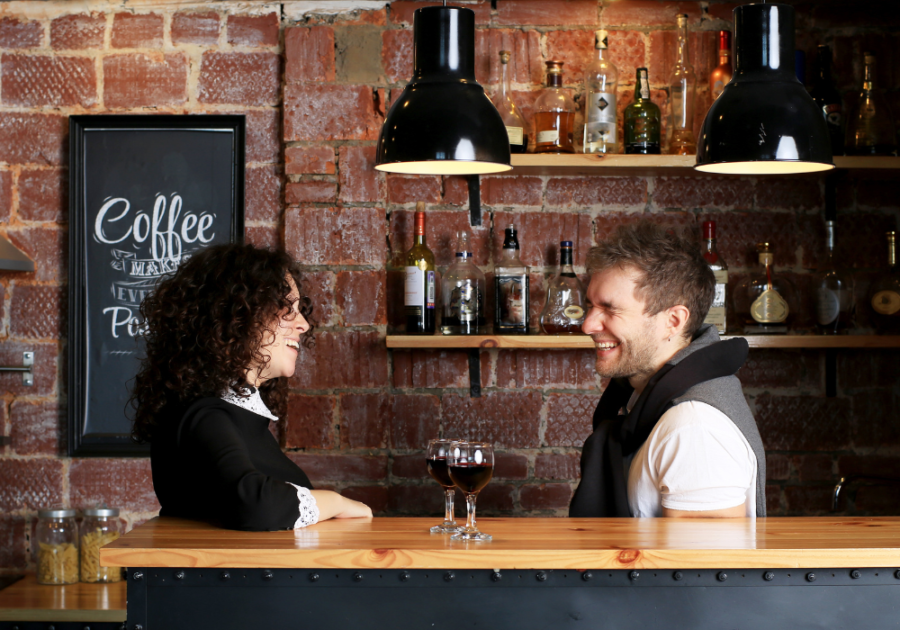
220,386 -> 279,421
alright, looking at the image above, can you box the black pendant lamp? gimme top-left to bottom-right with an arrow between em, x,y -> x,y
375,5 -> 511,176
695,3 -> 834,175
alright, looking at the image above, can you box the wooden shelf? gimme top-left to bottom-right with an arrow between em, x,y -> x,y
0,574 -> 126,623
387,334 -> 900,350
509,154 -> 900,176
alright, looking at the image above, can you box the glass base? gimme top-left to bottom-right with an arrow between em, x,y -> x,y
430,521 -> 462,534
450,528 -> 492,542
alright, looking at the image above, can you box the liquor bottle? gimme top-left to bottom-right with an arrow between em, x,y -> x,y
583,30 -> 619,154
533,60 -> 576,154
709,30 -> 732,100
494,224 -> 530,334
845,53 -> 898,156
404,203 -> 436,334
624,67 -> 661,154
868,231 -> 900,333
813,220 -> 854,335
497,50 -> 528,154
540,241 -> 586,335
734,243 -> 796,334
666,14 -> 697,155
811,45 -> 844,156
441,231 -> 485,335
701,221 -> 727,334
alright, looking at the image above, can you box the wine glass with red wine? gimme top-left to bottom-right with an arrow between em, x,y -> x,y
426,439 -> 462,533
448,441 -> 494,542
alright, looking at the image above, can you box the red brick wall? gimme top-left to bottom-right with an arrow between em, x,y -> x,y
1,1 -> 899,574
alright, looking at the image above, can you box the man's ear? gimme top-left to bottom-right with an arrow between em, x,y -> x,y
665,304 -> 691,338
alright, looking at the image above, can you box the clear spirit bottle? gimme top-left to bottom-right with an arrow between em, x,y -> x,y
701,220 -> 727,334
813,220 -> 854,334
666,14 -> 697,155
441,231 -> 485,335
540,241 -> 586,335
868,231 -> 900,333
583,30 -> 618,154
497,50 -> 528,154
734,243 -> 796,334
494,224 -> 529,334
533,60 -> 576,154
624,67 -> 661,154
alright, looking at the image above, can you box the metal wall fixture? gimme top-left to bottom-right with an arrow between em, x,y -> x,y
0,351 -> 34,387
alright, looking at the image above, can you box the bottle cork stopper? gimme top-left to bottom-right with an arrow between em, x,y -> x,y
416,201 -> 425,212
499,50 -> 511,64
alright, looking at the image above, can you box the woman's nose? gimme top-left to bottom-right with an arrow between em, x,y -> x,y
296,313 -> 310,333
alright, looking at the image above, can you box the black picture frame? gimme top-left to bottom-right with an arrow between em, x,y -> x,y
68,115 -> 245,456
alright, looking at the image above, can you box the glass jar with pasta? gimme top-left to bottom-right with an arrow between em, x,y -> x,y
80,507 -> 123,583
35,508 -> 79,585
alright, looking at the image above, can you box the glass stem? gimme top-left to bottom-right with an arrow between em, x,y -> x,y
465,493 -> 478,531
444,488 -> 455,523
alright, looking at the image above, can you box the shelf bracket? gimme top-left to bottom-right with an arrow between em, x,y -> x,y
0,351 -> 33,386
468,349 -> 481,398
825,348 -> 836,397
467,175 -> 482,227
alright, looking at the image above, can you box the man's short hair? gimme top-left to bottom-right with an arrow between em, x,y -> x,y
586,222 -> 715,338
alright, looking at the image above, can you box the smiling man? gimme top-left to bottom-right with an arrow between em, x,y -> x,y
569,223 -> 766,519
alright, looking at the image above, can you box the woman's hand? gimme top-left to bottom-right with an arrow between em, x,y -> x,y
310,490 -> 373,521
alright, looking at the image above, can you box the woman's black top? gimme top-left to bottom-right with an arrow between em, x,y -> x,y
150,397 -> 312,531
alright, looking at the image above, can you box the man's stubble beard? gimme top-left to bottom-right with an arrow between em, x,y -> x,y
594,320 -> 659,381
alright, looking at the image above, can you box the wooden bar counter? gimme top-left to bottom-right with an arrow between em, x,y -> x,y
101,517 -> 900,630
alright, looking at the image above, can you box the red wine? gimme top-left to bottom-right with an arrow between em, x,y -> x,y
426,457 -> 454,488
448,463 -> 493,494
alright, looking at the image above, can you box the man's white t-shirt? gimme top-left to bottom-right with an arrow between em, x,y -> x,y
626,399 -> 757,518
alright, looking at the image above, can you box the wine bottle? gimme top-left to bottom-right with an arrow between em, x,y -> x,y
813,220 -> 854,334
624,67 -> 661,155
868,231 -> 900,333
709,30 -> 733,101
845,52 -> 897,156
811,45 -> 844,157
540,241 -> 586,335
494,224 -> 529,334
734,243 -> 797,334
533,60 -> 576,154
666,14 -> 697,155
701,221 -> 727,334
583,30 -> 619,154
404,202 -> 436,334
497,50 -> 528,154
441,231 -> 485,335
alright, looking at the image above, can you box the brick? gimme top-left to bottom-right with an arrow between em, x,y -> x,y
755,177 -> 823,211
284,394 -> 335,449
390,209 -> 490,267
793,454 -> 834,482
285,26 -> 335,82
171,11 -> 220,45
838,455 -> 900,479
545,393 -> 596,447
242,109 -> 281,164
481,176 -> 542,207
2,54 -> 97,108
0,517 -> 26,570
245,225 -> 279,249
8,227 -> 65,283
532,453 -> 578,480
228,13 -> 278,47
340,393 -> 391,448
653,177 -> 755,210
336,270 -> 386,325
311,7 -> 387,26
284,84 -> 383,141
51,13 -> 105,50
388,484 -> 443,514
341,486 -> 389,514
766,454 -> 791,481
392,351 -> 469,389
390,394 -> 441,449
546,30 -> 645,88
520,483 -> 573,511
493,453 -> 528,480
707,3 -> 740,23
478,484 -> 516,514
285,146 -> 335,175
285,180 -> 337,205
0,341 -> 57,397
382,28 -> 413,84
386,175 -> 441,204
199,52 -> 280,106
784,484 -> 833,515
497,0 -> 598,26
335,25 -> 384,84
855,485 -> 900,515
393,454 -> 429,480
70,459 -> 159,513
245,165 -> 281,222
0,17 -> 42,49
442,391 -> 542,448
339,145 -> 384,203
17,167 -> 67,222
546,177 -> 648,209
496,350 -> 596,389
0,459 -> 64,512
602,1 -> 701,27
111,13 -> 163,49
482,29 -> 543,87
755,393 -> 852,451
0,170 -> 11,222
103,54 -> 188,109
10,401 -> 63,455
737,349 -> 819,389
288,453 -> 388,482
289,331 -> 389,389
857,178 -> 900,211
299,270 -> 336,327
10,284 -> 64,340
0,113 -> 66,166
698,212 -> 799,269
493,211 -> 593,268
852,390 -> 900,450
830,212 -> 898,270
390,1 -> 491,27
442,176 -> 469,206
837,350 -> 899,390
286,206 -> 385,265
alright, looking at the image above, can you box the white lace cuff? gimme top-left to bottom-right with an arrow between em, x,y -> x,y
288,483 -> 319,529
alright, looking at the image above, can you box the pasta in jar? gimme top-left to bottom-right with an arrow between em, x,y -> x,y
80,508 -> 123,583
35,509 -> 79,585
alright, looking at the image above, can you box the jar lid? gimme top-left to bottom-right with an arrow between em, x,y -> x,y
83,508 -> 120,517
38,508 -> 76,518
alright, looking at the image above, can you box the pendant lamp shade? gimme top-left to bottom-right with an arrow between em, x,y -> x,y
375,6 -> 511,175
695,3 -> 834,174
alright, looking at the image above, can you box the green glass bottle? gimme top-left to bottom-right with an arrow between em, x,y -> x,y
624,67 -> 661,154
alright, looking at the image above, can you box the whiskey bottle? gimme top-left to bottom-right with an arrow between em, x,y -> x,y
404,203 -> 436,334
533,60 -> 576,154
845,53 -> 897,156
497,50 -> 528,154
813,220 -> 854,334
624,68 -> 661,154
811,45 -> 844,157
540,241 -> 586,335
583,30 -> 619,154
701,221 -> 727,334
666,14 -> 697,155
709,30 -> 732,101
494,224 -> 529,334
441,231 -> 485,335
734,243 -> 796,334
868,231 -> 900,333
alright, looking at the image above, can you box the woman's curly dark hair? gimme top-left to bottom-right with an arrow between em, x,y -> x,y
129,243 -> 314,443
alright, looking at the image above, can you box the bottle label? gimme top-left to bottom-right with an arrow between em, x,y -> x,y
405,266 -> 424,308
564,305 -> 585,321
451,280 -> 479,322
537,129 -> 559,144
426,271 -> 435,309
506,126 -> 524,145
640,76 -> 650,100
872,290 -> 900,315
704,270 -> 728,333
587,92 -> 616,125
815,288 -> 841,325
496,274 -> 528,327
822,103 -> 842,127
751,289 -> 789,324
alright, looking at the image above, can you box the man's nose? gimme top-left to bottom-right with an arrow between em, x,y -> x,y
582,310 -> 603,335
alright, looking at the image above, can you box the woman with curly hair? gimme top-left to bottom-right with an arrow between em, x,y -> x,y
130,243 -> 371,531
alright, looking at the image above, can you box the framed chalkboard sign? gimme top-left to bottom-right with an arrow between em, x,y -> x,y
68,115 -> 245,456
